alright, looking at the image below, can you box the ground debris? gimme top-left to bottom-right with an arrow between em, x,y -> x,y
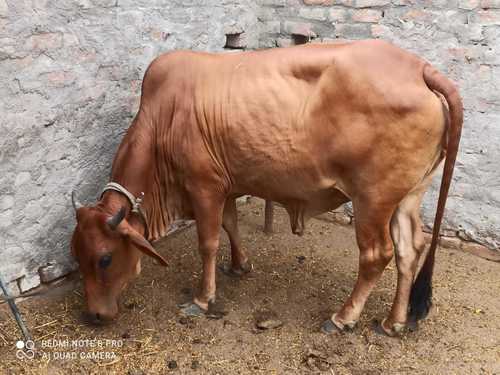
167,359 -> 178,370
304,347 -> 335,372
256,319 -> 283,330
254,309 -> 284,331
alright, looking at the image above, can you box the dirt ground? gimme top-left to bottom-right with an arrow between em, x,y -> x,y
1,199 -> 499,374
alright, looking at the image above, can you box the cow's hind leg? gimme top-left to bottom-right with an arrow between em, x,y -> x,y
322,198 -> 396,333
179,192 -> 225,317
380,182 -> 429,336
219,197 -> 252,277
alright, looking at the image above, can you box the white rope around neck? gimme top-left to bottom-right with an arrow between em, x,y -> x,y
101,182 -> 149,239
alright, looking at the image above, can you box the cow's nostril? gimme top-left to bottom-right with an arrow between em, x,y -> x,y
95,313 -> 101,321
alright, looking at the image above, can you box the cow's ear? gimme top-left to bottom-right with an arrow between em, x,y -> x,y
130,232 -> 168,267
121,225 -> 168,267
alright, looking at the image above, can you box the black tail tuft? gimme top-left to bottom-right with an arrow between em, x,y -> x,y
408,267 -> 433,323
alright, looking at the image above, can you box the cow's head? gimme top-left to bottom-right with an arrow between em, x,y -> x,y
70,192 -> 167,324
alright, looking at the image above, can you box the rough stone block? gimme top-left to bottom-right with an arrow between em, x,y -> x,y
259,36 -> 278,48
76,0 -> 91,8
63,33 -> 80,46
401,8 -> 435,23
261,21 -> 281,33
331,212 -> 352,225
91,0 -> 117,7
18,273 -> 41,292
462,24 -> 484,42
322,37 -> 352,43
483,48 -> 500,64
484,24 -> 500,44
258,6 -> 277,21
15,172 -> 31,187
328,8 -> 349,22
390,0 -> 415,4
0,195 -> 14,210
261,0 -> 286,6
481,0 -> 500,8
335,23 -> 371,38
355,0 -> 390,7
461,241 -> 500,261
44,71 -> 77,88
276,37 -> 294,47
470,10 -> 500,24
38,262 -> 69,283
352,8 -> 383,22
459,0 -> 480,9
439,236 -> 462,249
303,0 -> 335,5
299,7 -> 327,20
371,23 -> 392,38
0,0 -> 7,18
0,209 -> 13,229
283,21 -> 317,37
304,0 -> 355,3
26,33 -> 63,51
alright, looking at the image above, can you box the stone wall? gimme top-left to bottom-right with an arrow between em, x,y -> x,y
258,0 -> 500,251
1,0 -> 498,296
0,0 -> 258,294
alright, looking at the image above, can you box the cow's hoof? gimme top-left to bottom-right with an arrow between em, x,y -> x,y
320,319 -> 341,334
205,301 -> 227,320
373,318 -> 405,337
219,261 -> 253,278
321,314 -> 356,334
178,302 -> 206,317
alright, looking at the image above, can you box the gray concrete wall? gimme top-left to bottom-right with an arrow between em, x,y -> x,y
1,0 -> 498,295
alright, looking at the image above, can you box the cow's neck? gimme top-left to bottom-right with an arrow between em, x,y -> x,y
99,128 -> 155,238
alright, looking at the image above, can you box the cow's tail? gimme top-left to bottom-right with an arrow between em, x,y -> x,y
408,64 -> 464,324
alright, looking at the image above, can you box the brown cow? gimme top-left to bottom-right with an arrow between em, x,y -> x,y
70,39 -> 462,336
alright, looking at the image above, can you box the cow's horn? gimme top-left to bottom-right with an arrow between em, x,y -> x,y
71,191 -> 83,211
107,207 -> 126,230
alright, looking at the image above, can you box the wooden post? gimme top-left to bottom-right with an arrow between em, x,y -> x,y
264,200 -> 274,234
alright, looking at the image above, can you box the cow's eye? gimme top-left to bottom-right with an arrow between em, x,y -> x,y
99,254 -> 112,269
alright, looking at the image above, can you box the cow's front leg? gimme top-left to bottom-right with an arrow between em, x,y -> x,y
220,197 -> 252,278
180,192 -> 224,317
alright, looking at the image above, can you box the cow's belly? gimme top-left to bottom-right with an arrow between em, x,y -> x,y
229,162 -> 350,235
